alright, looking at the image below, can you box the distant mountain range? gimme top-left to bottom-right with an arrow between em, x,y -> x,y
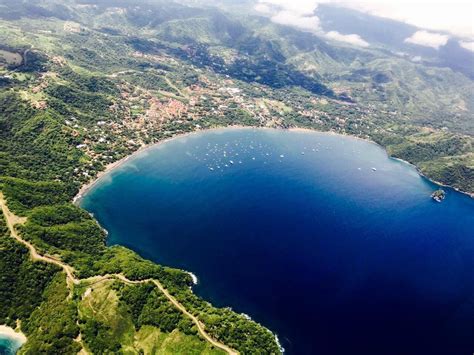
315,4 -> 474,79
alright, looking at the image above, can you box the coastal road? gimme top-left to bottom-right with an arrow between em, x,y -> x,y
0,193 -> 78,289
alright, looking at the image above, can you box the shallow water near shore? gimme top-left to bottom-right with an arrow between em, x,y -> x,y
0,339 -> 18,355
80,128 -> 474,354
0,328 -> 26,355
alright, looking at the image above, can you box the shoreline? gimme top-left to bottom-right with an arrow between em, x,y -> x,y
291,127 -> 474,199
0,325 -> 27,346
74,125 -> 473,203
73,125 -> 250,204
187,272 -> 198,285
390,159 -> 474,199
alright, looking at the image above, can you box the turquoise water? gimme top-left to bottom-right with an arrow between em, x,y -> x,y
0,335 -> 23,355
80,128 -> 474,354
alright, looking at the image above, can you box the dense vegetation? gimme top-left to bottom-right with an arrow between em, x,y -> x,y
119,283 -> 196,334
0,0 -> 472,353
0,210 -> 81,353
20,275 -> 81,354
22,203 -> 106,254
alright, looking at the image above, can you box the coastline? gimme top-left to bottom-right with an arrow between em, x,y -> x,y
0,325 -> 27,346
288,127 -> 382,149
73,125 -> 249,204
74,125 -> 473,203
390,158 -> 474,199
187,272 -> 198,285
291,127 -> 474,199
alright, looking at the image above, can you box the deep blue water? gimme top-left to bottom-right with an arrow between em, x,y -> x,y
80,128 -> 474,355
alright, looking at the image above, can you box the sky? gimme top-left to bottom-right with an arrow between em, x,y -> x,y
255,0 -> 474,50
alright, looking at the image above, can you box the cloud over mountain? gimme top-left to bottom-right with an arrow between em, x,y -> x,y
270,10 -> 320,31
255,0 -> 473,41
404,30 -> 449,49
255,0 -> 370,47
460,41 -> 474,52
325,31 -> 369,47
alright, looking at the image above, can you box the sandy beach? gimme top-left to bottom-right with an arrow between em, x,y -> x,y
73,125 -> 249,203
0,325 -> 27,345
73,132 -> 197,203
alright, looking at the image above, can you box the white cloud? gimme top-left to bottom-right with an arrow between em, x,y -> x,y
271,10 -> 320,31
257,0 -> 320,16
255,0 -> 322,31
460,41 -> 474,52
255,0 -> 474,40
255,1 -> 369,46
325,31 -> 369,47
255,0 -> 473,51
254,3 -> 273,15
404,30 -> 449,49
338,1 -> 473,40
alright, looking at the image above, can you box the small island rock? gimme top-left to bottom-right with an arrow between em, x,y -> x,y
431,189 -> 446,202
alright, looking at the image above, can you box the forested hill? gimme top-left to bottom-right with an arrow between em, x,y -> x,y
0,0 -> 473,353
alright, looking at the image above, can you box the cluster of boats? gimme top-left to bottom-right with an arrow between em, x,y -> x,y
186,138 -> 382,175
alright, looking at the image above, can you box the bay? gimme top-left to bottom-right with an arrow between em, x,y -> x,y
80,128 -> 474,354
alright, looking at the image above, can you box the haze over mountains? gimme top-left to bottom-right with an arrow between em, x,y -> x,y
315,4 -> 474,79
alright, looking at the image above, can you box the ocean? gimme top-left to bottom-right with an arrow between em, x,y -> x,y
80,128 -> 474,354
